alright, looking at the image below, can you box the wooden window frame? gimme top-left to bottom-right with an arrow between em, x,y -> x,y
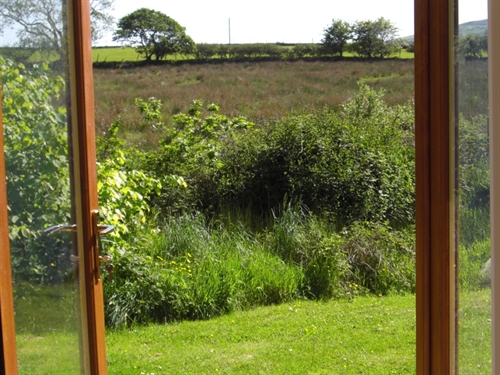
69,0 -> 108,373
410,0 -> 457,373
0,0 -> 106,373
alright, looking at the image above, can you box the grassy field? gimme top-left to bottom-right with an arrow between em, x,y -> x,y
105,294 -> 416,375
93,47 -> 194,63
93,59 -> 414,147
12,287 -> 491,374
92,46 -> 414,63
93,47 -> 142,62
104,290 -> 490,375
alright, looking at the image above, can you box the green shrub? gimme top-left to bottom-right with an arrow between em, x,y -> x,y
99,83 -> 418,327
459,239 -> 491,290
104,213 -> 304,327
118,84 -> 415,229
194,44 -> 220,60
341,222 -> 415,295
1,58 -> 69,243
196,84 -> 415,228
459,114 -> 490,246
290,44 -> 320,59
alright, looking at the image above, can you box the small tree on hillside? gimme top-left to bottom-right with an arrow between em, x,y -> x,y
113,8 -> 195,61
321,19 -> 352,57
460,35 -> 488,59
351,18 -> 400,58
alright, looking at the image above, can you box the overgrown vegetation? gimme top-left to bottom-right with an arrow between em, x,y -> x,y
92,59 -> 415,147
1,55 -> 490,332
95,82 -> 417,327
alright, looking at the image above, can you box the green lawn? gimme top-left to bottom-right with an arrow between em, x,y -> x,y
459,289 -> 492,374
11,288 -> 490,374
104,291 -> 491,374
105,294 -> 417,374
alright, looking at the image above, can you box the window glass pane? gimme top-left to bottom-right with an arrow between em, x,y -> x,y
456,0 -> 491,372
0,1 -> 84,373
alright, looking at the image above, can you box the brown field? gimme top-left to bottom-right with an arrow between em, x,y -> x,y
92,59 -> 414,146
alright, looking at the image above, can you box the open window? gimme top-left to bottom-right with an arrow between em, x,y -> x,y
0,0 -> 498,373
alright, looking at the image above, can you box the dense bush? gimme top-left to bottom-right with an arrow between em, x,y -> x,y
96,119 -> 163,250
1,58 -> 69,242
1,58 -> 164,283
290,44 -> 320,59
103,207 -> 415,327
98,84 -> 418,326
342,222 -> 415,295
144,84 -> 415,228
194,44 -> 220,60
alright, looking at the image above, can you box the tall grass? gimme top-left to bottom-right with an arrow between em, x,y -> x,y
93,60 -> 414,147
103,204 -> 415,328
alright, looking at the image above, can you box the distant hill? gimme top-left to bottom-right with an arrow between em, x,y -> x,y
459,19 -> 488,36
404,19 -> 487,43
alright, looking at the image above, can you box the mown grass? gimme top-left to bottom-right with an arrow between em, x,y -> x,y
13,282 -> 84,374
16,332 -> 81,374
459,289 -> 492,374
106,294 -> 416,375
12,285 -> 490,374
103,289 -> 491,374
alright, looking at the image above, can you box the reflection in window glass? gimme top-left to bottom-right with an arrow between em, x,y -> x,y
0,1 -> 84,373
457,0 -> 491,373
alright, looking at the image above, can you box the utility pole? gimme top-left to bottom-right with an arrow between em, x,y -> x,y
228,18 -> 231,45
